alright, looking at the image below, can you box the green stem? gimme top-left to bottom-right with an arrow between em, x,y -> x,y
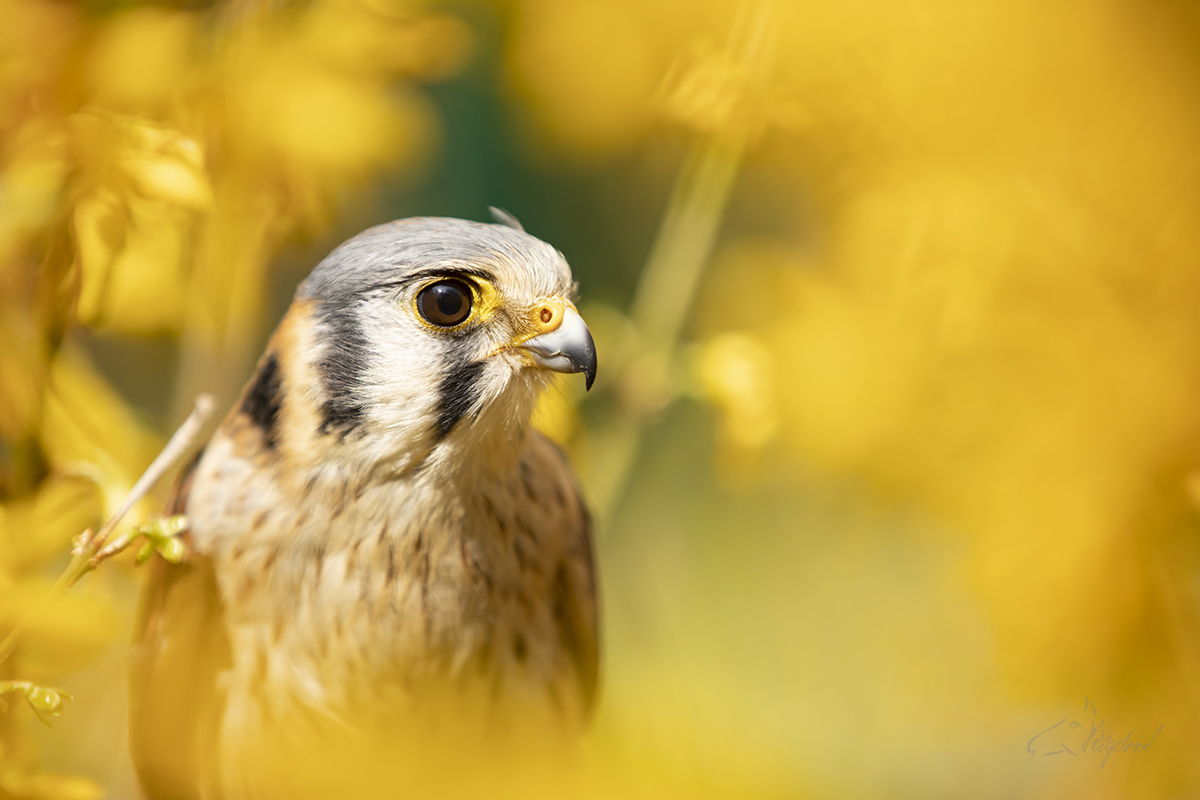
591,0 -> 780,522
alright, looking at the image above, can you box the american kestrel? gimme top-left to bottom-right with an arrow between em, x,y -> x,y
129,215 -> 599,799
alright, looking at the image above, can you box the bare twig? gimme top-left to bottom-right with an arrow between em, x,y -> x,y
0,394 -> 216,666
89,393 -> 215,553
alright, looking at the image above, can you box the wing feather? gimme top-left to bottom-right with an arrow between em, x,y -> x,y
559,504 -> 599,714
539,433 -> 600,716
129,452 -> 230,800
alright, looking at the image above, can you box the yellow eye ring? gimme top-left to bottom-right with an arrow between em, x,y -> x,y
416,279 -> 473,327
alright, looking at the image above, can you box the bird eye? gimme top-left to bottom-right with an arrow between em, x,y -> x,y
417,279 -> 473,327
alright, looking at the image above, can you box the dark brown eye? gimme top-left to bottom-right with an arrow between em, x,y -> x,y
417,279 -> 473,327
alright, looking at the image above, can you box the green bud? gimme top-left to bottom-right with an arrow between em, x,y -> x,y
28,686 -> 64,715
162,514 -> 189,535
158,537 -> 186,564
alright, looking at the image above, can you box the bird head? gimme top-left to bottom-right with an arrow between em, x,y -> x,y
257,215 -> 596,481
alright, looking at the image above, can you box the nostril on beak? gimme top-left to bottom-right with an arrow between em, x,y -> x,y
533,299 -> 566,334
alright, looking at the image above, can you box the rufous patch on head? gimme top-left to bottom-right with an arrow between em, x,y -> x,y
226,301 -> 315,462
257,298 -> 325,464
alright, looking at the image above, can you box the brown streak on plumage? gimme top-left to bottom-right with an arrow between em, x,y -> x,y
459,539 -> 493,593
352,473 -> 373,501
329,483 -> 349,520
552,557 -> 598,711
313,544 -> 326,588
385,542 -> 397,586
359,569 -> 374,619
515,589 -> 533,617
515,513 -> 540,544
512,536 -> 531,573
262,544 -> 281,573
519,463 -> 538,504
418,550 -> 431,640
482,495 -> 505,531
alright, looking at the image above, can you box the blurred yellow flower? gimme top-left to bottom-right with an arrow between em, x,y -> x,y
40,345 -> 163,520
692,332 -> 777,451
85,8 -> 196,111
3,0 -> 1200,796
532,375 -> 581,445
68,111 -> 212,332
0,2 -> 468,795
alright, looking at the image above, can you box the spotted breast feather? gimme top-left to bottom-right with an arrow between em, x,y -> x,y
129,216 -> 600,800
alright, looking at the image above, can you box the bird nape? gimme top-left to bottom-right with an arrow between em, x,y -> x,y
129,216 -> 599,800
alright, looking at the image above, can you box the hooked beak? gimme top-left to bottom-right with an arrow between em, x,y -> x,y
518,304 -> 597,390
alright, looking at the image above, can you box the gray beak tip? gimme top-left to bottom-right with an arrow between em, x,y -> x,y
582,337 -> 597,391
520,306 -> 598,390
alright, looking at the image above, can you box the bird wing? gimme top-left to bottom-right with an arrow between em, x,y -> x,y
560,504 -> 600,715
538,432 -> 600,716
128,451 -> 230,800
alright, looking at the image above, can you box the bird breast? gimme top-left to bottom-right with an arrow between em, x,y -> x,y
184,424 -> 589,735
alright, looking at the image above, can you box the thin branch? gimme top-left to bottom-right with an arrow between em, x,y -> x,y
0,394 -> 216,666
89,393 -> 215,552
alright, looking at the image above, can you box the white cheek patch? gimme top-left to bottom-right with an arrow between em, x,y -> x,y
337,302 -> 449,461
338,299 -> 517,452
303,245 -> 573,469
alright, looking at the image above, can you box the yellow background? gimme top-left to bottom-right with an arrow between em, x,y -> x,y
2,0 -> 1199,797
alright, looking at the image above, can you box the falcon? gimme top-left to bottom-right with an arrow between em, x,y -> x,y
129,214 -> 598,799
